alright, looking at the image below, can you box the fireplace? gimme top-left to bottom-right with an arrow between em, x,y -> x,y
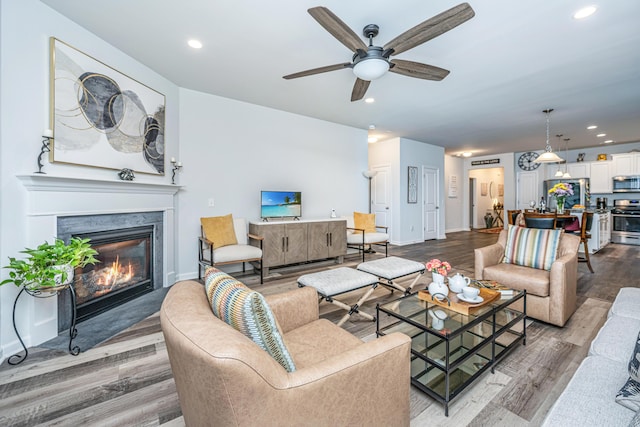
73,226 -> 154,322
57,211 -> 163,332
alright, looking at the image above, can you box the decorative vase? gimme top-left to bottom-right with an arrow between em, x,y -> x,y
557,197 -> 565,214
432,272 -> 445,285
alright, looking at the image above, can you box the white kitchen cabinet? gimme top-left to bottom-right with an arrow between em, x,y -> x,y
589,161 -> 613,193
567,162 -> 590,179
580,211 -> 610,254
612,153 -> 640,176
599,211 -> 611,248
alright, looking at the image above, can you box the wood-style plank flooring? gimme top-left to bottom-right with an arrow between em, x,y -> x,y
1,230 -> 638,426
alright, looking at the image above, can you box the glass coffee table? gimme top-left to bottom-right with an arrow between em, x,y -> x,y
376,287 -> 526,416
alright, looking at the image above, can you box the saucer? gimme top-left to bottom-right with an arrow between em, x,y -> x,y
457,293 -> 484,304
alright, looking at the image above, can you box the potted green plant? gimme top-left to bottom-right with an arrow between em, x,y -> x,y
1,237 -> 99,292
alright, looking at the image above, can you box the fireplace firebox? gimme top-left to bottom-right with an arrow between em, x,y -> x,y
73,226 -> 154,322
57,211 -> 163,332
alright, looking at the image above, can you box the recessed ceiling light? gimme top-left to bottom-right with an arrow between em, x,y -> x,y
587,125 -> 598,130
368,136 -> 378,143
462,152 -> 472,157
573,6 -> 597,20
597,133 -> 606,137
187,39 -> 203,49
364,98 -> 375,104
604,140 -> 613,144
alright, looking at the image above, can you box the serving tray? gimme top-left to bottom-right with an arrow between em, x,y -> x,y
418,287 -> 501,315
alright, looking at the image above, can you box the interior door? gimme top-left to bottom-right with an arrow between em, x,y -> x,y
423,167 -> 438,240
517,171 -> 539,210
372,166 -> 391,229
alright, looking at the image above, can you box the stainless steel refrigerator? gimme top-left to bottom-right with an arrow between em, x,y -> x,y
543,178 -> 591,210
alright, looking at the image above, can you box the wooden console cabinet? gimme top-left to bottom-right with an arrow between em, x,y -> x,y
249,219 -> 346,275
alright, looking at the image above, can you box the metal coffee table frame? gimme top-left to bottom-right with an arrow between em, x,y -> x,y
376,290 -> 526,416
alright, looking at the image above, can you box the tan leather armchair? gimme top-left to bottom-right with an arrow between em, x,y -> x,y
161,280 -> 411,426
474,230 -> 580,327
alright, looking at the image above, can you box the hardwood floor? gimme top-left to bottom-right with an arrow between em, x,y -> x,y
1,231 -> 638,426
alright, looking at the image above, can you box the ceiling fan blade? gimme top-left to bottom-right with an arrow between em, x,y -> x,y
383,3 -> 475,56
308,7 -> 367,53
283,62 -> 352,80
351,78 -> 370,102
389,59 -> 450,80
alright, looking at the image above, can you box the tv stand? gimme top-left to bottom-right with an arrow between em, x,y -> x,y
249,219 -> 346,276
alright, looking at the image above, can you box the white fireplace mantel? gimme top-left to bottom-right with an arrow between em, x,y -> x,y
7,173 -> 179,354
17,174 -> 183,195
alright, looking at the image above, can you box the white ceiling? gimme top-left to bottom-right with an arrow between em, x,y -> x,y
40,0 -> 640,157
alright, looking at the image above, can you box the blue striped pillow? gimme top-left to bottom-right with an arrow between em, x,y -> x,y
503,225 -> 562,271
204,268 -> 296,372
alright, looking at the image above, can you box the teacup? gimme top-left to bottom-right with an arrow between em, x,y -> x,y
462,286 -> 480,300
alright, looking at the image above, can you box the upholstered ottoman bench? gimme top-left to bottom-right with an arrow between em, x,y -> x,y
298,267 -> 380,327
357,256 -> 426,295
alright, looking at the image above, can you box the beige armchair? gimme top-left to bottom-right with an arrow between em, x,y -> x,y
161,280 -> 411,426
475,229 -> 580,327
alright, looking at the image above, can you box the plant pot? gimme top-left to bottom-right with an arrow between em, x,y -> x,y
53,264 -> 74,285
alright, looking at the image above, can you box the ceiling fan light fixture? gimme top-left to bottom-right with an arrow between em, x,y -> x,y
353,58 -> 389,81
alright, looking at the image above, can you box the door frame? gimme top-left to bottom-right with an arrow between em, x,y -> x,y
422,166 -> 440,240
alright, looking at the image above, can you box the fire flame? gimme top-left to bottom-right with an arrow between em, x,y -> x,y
96,255 -> 134,288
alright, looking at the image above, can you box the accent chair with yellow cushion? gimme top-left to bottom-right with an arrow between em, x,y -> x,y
198,214 -> 264,283
347,212 -> 390,262
160,269 -> 411,426
474,225 -> 580,327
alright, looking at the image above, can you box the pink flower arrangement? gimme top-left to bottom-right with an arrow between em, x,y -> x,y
425,259 -> 452,276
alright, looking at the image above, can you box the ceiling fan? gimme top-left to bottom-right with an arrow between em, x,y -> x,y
283,3 -> 475,101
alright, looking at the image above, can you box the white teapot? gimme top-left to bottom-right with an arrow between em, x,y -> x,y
448,273 -> 471,293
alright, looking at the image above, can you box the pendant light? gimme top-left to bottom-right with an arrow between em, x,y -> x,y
562,138 -> 571,178
533,109 -> 564,163
554,134 -> 565,177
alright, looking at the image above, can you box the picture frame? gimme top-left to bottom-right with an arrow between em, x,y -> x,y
49,38 -> 166,175
481,182 -> 488,196
408,166 -> 418,203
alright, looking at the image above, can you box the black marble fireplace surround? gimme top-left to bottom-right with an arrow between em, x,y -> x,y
56,211 -> 163,332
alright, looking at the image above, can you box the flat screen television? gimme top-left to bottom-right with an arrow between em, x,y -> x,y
261,191 -> 302,219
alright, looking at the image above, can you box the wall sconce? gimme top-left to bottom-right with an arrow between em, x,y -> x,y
171,157 -> 182,184
36,129 -> 53,174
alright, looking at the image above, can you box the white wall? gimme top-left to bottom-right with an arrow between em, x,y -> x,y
0,0 -> 368,358
177,89 -> 368,279
444,156 -> 465,232
0,0 -> 179,360
369,137 -> 446,245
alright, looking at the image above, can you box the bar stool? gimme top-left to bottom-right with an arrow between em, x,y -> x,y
572,211 -> 594,273
523,212 -> 557,229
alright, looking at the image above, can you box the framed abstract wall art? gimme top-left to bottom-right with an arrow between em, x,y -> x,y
408,166 -> 418,203
49,38 -> 166,175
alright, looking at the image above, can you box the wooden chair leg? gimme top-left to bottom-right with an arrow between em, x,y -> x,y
583,239 -> 594,273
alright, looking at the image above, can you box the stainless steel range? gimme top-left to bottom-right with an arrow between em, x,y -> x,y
611,199 -> 640,245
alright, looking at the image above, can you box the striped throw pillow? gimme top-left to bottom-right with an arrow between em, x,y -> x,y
502,225 -> 562,271
204,268 -> 296,372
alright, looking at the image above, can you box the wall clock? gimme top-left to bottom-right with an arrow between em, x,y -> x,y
518,152 -> 541,170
